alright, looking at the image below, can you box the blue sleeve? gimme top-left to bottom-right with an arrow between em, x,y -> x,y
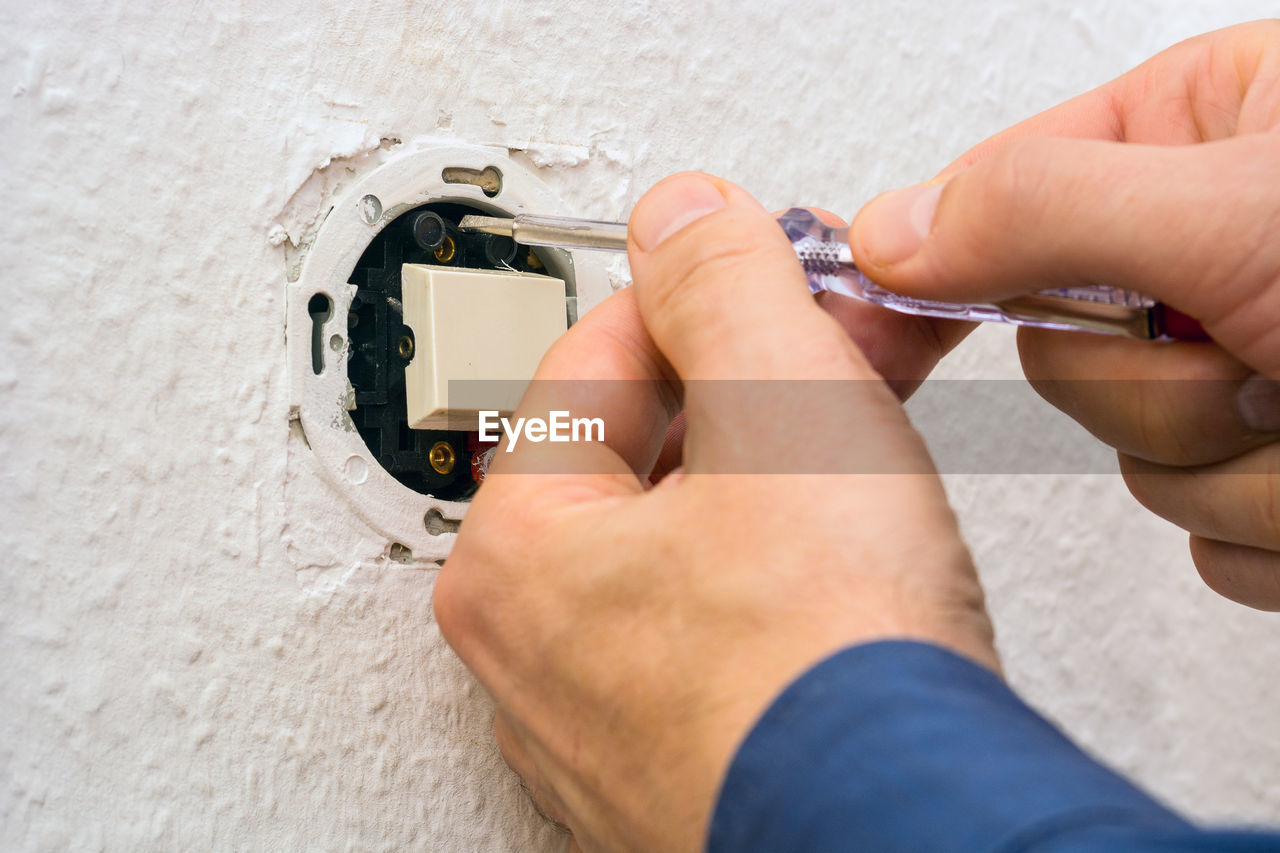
708,641 -> 1280,852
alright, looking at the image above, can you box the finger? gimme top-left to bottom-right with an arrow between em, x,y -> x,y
648,411 -> 686,485
1189,536 -> 1280,611
816,290 -> 972,398
1019,329 -> 1278,466
773,207 -> 973,396
641,206 -> 969,482
1120,446 -> 1280,552
627,173 -> 930,475
440,292 -> 678,677
485,287 -> 680,489
629,173 -> 875,382
642,304 -> 961,477
850,134 -> 1280,378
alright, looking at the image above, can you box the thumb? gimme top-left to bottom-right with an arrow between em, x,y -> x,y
850,135 -> 1280,376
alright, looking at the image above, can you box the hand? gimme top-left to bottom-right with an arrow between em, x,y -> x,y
644,206 -> 972,483
804,208 -> 973,400
850,21 -> 1280,610
433,173 -> 998,851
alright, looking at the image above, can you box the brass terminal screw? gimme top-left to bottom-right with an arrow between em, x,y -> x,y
397,335 -> 414,360
433,234 -> 456,264
428,441 -> 456,475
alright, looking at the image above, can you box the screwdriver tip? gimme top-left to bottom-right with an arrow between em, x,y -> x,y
457,215 -> 514,237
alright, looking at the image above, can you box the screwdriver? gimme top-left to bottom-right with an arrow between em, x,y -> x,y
459,209 -> 1205,341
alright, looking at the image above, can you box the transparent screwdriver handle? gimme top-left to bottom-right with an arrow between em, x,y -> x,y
777,208 -> 1171,340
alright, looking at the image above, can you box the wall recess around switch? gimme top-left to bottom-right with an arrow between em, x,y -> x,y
286,142 -> 610,559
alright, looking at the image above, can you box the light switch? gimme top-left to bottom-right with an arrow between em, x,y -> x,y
401,263 -> 568,431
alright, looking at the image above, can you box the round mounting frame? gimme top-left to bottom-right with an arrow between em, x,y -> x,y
286,142 -> 611,561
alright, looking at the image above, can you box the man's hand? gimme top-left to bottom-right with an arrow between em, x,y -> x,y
851,21 -> 1280,610
433,173 -> 997,852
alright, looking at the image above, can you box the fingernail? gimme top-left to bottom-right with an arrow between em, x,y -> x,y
855,182 -> 945,266
1237,373 -> 1280,432
631,174 -> 729,252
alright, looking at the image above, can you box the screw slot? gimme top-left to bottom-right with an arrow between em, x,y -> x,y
424,508 -> 460,536
308,293 -> 333,375
441,165 -> 503,197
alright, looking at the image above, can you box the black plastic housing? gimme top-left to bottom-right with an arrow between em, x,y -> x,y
345,202 -> 548,500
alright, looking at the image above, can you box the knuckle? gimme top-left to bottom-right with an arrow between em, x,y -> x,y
1195,139 -> 1280,326
1248,450 -> 1280,530
645,208 -> 793,295
640,208 -> 801,349
431,558 -> 468,643
982,138 -> 1058,234
927,137 -> 1061,285
433,487 -> 575,649
431,522 -> 498,645
1132,383 -> 1191,462
1117,454 -> 1168,514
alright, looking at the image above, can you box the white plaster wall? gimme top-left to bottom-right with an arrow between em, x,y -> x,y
2,1 -> 1277,849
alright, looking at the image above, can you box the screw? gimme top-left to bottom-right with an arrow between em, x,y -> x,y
397,335 -> 414,360
433,235 -> 456,264
428,441 -> 456,475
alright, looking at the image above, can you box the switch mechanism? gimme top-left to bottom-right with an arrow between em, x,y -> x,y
401,264 -> 568,431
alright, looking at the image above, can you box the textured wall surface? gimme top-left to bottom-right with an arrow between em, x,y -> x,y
2,2 -> 1277,849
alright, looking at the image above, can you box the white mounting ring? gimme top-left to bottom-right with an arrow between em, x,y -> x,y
286,142 -> 610,561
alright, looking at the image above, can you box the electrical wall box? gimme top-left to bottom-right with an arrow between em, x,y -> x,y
402,263 -> 568,431
286,142 -> 610,558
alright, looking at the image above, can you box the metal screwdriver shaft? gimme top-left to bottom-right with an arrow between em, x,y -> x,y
459,214 -> 629,252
